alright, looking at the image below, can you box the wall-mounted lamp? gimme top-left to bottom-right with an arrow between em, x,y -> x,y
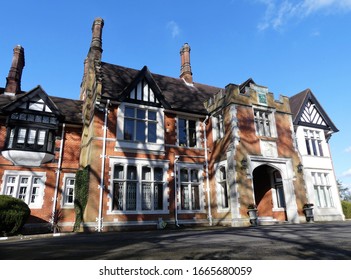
297,163 -> 304,173
241,158 -> 248,170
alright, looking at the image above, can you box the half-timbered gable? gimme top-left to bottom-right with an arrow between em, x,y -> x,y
290,88 -> 338,134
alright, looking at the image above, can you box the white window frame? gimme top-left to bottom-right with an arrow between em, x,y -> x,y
177,163 -> 205,213
214,161 -> 230,212
304,129 -> 325,157
109,157 -> 169,214
212,111 -> 225,142
253,107 -> 277,138
312,172 -> 334,208
0,170 -> 46,209
116,103 -> 165,152
61,173 -> 76,208
123,106 -> 158,143
177,116 -> 200,148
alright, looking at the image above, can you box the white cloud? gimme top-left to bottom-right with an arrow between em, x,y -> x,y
167,21 -> 181,38
341,168 -> 351,177
257,0 -> 351,31
302,0 -> 351,14
345,146 -> 351,153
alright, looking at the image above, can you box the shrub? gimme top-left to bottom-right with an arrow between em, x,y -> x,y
0,195 -> 30,236
73,165 -> 90,231
341,200 -> 351,219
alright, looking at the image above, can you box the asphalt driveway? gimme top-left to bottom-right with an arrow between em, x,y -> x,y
1,221 -> 351,260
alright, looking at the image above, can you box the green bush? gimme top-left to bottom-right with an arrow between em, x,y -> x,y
341,200 -> 351,219
0,195 -> 30,236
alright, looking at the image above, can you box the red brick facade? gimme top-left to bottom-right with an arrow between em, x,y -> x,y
0,18 -> 344,234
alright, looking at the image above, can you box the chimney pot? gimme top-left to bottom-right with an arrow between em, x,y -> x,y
5,45 -> 25,95
180,43 -> 193,84
89,17 -> 104,61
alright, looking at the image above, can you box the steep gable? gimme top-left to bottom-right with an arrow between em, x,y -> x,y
118,66 -> 170,108
0,85 -> 82,124
1,85 -> 61,116
290,89 -> 338,132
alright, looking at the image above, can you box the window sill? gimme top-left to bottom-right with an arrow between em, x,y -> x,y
115,140 -> 165,153
108,210 -> 169,215
61,205 -> 75,209
178,210 -> 207,214
272,207 -> 286,211
216,208 -> 230,213
258,136 -> 277,141
304,155 -> 329,158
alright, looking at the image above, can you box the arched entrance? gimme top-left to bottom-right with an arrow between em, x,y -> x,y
252,164 -> 287,222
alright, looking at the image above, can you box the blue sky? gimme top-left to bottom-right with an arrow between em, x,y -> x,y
1,0 -> 351,190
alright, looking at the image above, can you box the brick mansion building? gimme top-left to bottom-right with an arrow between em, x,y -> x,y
0,18 -> 344,233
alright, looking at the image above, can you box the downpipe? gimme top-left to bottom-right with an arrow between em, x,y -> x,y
52,123 -> 66,234
97,99 -> 110,232
202,116 -> 213,226
174,155 -> 180,227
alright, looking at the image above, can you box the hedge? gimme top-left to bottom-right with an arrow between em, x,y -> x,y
0,195 -> 30,236
341,200 -> 351,219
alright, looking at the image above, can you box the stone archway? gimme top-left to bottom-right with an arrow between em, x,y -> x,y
252,164 -> 287,222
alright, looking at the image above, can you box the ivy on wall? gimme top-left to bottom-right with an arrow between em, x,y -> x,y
73,165 -> 90,232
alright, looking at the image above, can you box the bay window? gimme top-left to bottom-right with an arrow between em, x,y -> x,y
6,126 -> 55,154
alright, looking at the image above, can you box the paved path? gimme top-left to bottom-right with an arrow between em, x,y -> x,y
1,221 -> 351,260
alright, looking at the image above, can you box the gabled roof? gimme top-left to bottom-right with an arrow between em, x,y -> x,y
100,62 -> 222,114
1,85 -> 61,115
0,85 -> 82,125
289,88 -> 338,132
117,65 -> 171,108
239,78 -> 256,93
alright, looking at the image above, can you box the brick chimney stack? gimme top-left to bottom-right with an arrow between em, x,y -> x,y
89,17 -> 104,61
180,43 -> 193,84
5,45 -> 25,95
